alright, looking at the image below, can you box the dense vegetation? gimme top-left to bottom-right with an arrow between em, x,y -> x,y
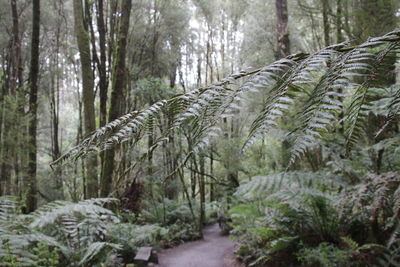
1,0 -> 400,266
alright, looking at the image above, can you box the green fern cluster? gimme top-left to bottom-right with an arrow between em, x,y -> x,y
234,171 -> 343,200
0,197 -> 122,266
230,171 -> 400,266
336,172 -> 400,242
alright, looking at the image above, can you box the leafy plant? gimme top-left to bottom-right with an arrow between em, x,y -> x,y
297,242 -> 350,267
0,197 -> 123,266
55,30 -> 400,172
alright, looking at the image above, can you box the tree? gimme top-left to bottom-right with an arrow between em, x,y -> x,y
321,0 -> 330,46
73,0 -> 98,198
0,0 -> 22,195
275,0 -> 290,59
100,0 -> 132,197
26,0 -> 40,212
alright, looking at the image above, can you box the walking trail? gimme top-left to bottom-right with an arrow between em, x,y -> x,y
158,224 -> 244,267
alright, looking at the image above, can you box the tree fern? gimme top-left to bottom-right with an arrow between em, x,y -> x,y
344,38 -> 400,152
289,31 -> 400,163
54,30 -> 400,169
0,198 -> 123,266
0,196 -> 19,223
234,171 -> 342,200
78,242 -> 122,266
29,198 -> 119,228
336,172 -> 400,235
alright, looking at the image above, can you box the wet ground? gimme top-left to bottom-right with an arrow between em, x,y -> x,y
158,224 -> 244,267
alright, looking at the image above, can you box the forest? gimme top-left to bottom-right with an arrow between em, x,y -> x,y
1,0 -> 400,266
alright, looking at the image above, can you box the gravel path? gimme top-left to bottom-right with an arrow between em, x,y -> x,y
157,224 -> 244,267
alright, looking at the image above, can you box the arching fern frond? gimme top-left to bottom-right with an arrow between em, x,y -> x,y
28,198 -> 119,228
234,171 -> 342,200
54,30 -> 400,166
0,196 -> 19,222
289,30 -> 400,163
344,34 -> 400,152
54,54 -> 308,163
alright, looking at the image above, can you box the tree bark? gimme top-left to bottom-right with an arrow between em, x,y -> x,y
322,0 -> 330,46
73,0 -> 98,198
199,154 -> 205,231
100,0 -> 132,197
1,0 -> 23,196
26,0 -> 40,212
209,150 -> 214,202
336,0 -> 344,43
50,19 -> 64,200
96,0 -> 108,129
275,0 -> 290,59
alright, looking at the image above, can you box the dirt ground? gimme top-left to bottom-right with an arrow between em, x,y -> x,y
157,224 -> 244,267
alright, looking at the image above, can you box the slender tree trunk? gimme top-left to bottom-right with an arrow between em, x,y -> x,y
199,154 -> 205,232
10,0 -> 23,95
1,0 -> 23,196
100,0 -> 132,197
49,2 -> 65,200
73,0 -> 98,198
337,0 -> 344,133
322,0 -> 330,46
26,0 -> 40,212
96,0 -> 108,129
276,0 -> 291,170
209,150 -> 214,202
93,0 -> 109,185
275,0 -> 290,59
336,0 -> 344,43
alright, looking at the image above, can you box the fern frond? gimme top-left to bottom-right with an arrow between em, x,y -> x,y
375,85 -> 400,138
344,39 -> 400,151
29,198 -> 119,229
78,242 -> 122,266
54,30 -> 400,165
0,196 -> 19,222
290,31 -> 400,163
234,171 -> 342,200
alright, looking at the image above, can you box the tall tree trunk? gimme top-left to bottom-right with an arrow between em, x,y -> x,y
73,0 -> 98,198
276,0 -> 291,170
209,150 -> 214,202
321,0 -> 330,46
336,0 -> 345,133
96,0 -> 108,129
26,0 -> 40,212
199,153 -> 205,233
10,0 -> 23,95
100,0 -> 132,197
50,25 -> 64,200
1,0 -> 23,196
336,0 -> 344,43
275,0 -> 290,59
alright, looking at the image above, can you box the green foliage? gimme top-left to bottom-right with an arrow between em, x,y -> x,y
133,78 -> 177,106
230,171 -> 400,266
31,242 -> 60,267
336,172 -> 400,242
56,30 -> 400,179
234,171 -> 342,200
0,196 -> 203,266
379,224 -> 400,266
297,242 -> 350,267
141,198 -> 194,225
78,242 -> 122,266
110,224 -> 168,249
0,197 -> 122,266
